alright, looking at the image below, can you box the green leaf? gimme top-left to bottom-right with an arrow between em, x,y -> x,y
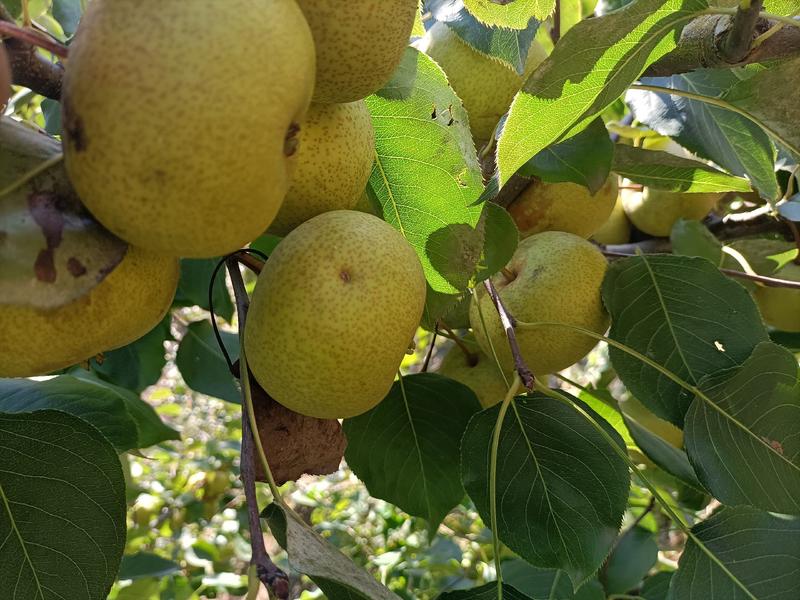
476,201 -> 520,282
173,258 -> 234,321
367,47 -> 485,297
624,416 -> 703,490
764,0 -> 798,15
175,320 -> 240,403
501,560 -> 574,599
263,503 -> 402,600
438,582 -> 533,599
603,526 -> 658,594
723,57 -> 800,160
518,119 -> 614,194
577,388 -> 634,448
118,553 -> 181,581
628,72 -> 780,200
685,342 -> 800,515
603,255 -> 769,426
461,392 -> 630,585
91,316 -> 170,393
427,1 -> 541,72
497,0 -> 708,184
670,219 -> 722,265
640,572 -> 672,600
611,145 -> 751,193
52,0 -> 82,36
671,506 -> 800,599
463,0 -> 555,26
344,373 -> 481,526
0,410 -> 126,600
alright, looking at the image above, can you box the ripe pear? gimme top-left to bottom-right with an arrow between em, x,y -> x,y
61,0 -> 315,258
621,186 -> 721,237
592,196 -> 631,245
470,231 -> 610,376
416,21 -> 548,144
438,341 -> 512,408
245,210 -> 426,419
0,43 -> 10,110
0,245 -> 178,377
269,101 -> 375,235
296,0 -> 418,104
508,177 -> 618,240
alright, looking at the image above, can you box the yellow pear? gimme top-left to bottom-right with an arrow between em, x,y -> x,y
470,231 -> 609,376
417,21 -> 547,144
438,340 -> 512,408
0,246 -> 178,377
268,101 -> 375,235
508,177 -> 618,240
0,43 -> 9,110
296,0 -> 418,104
592,196 -> 631,245
62,0 -> 315,258
245,210 -> 427,419
621,186 -> 721,237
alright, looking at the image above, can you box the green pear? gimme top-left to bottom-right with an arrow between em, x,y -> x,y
470,231 -> 609,376
620,396 -> 683,449
245,210 -> 427,419
592,196 -> 631,245
62,0 -> 316,257
438,340 -> 512,408
508,177 -> 618,240
296,0 -> 418,103
621,186 -> 721,237
755,261 -> 800,332
417,21 -> 547,144
269,101 -> 375,235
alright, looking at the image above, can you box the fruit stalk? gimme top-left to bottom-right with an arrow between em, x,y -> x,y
482,279 -> 535,390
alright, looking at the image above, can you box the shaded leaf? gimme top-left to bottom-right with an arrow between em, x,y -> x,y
603,526 -> 658,594
670,219 -> 722,265
173,258 -> 234,321
52,0 -> 82,36
640,572 -> 672,600
476,201 -> 520,282
344,373 -> 481,526
438,582 -> 533,599
501,560 -> 574,599
175,320 -> 240,403
0,410 -> 126,600
603,255 -> 769,426
611,145 -> 751,193
497,0 -> 708,184
461,392 -> 630,585
671,506 -> 800,600
118,553 -> 181,581
685,342 -> 800,515
624,416 -> 702,490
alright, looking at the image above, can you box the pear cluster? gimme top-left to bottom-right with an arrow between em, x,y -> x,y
1,0 -> 427,421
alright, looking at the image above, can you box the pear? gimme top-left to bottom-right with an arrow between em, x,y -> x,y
0,43 -> 9,110
269,101 -> 375,235
470,231 -> 609,376
61,0 -> 316,258
296,0 -> 418,104
592,196 -> 631,245
438,340 -> 512,408
0,245 -> 179,377
508,177 -> 618,240
620,396 -> 684,449
245,210 -> 427,419
417,21 -> 547,144
621,186 -> 721,237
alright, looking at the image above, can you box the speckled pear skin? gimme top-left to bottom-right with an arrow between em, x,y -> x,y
269,101 -> 375,235
509,178 -> 618,240
0,246 -> 179,377
621,187 -> 721,238
296,0 -> 418,104
245,211 -> 427,419
61,0 -> 315,258
470,231 -> 610,376
438,343 -> 512,408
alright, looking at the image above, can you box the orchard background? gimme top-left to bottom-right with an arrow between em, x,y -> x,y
1,1 -> 799,600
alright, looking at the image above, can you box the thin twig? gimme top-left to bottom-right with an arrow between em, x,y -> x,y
226,258 -> 289,600
440,320 -> 479,366
421,325 -> 438,373
0,21 -> 68,58
482,279 -> 535,390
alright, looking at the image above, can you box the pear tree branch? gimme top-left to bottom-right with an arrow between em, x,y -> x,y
482,279 -> 535,390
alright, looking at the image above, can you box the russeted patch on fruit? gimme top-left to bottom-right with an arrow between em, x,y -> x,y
470,231 -> 610,376
296,0 -> 418,104
61,0 -> 316,258
245,210 -> 427,419
0,246 -> 179,377
268,101 -> 375,236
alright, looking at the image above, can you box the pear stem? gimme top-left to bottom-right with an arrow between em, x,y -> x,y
421,325 -> 438,372
439,320 -> 479,367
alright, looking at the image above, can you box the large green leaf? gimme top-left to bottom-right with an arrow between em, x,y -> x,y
461,392 -> 630,585
671,506 -> 800,599
263,504 -> 401,600
175,320 -> 240,403
603,526 -> 658,594
685,342 -> 800,515
603,255 -> 769,426
501,560 -> 573,599
0,410 -> 126,600
611,145 -> 751,193
640,572 -> 672,600
438,582 -> 533,599
343,373 -> 481,526
497,0 -> 708,184
367,47 -> 485,297
463,0 -> 554,27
